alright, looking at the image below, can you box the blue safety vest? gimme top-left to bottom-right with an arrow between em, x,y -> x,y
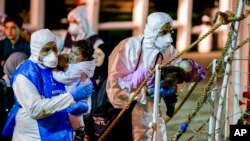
2,60 -> 73,141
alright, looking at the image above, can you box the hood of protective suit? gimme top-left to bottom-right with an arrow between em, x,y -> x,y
55,35 -> 64,52
30,29 -> 56,63
143,12 -> 173,50
67,5 -> 95,41
141,12 -> 175,68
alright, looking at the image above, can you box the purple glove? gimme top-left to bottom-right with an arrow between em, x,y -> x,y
123,67 -> 150,90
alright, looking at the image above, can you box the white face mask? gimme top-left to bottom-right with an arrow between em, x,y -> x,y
68,23 -> 79,36
155,33 -> 173,53
42,50 -> 58,68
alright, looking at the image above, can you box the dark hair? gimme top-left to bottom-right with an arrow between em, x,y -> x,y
4,14 -> 23,29
72,40 -> 94,61
93,42 -> 115,79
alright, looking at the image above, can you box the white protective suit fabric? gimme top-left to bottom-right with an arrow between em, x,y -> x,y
52,59 -> 95,129
12,75 -> 74,141
54,35 -> 64,53
143,12 -> 175,68
67,6 -> 103,48
52,59 -> 95,90
12,29 -> 75,141
106,12 -> 181,140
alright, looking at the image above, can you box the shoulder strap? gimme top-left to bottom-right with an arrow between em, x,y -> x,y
154,53 -> 163,68
135,38 -> 144,70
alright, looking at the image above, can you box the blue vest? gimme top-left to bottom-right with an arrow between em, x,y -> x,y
2,60 -> 73,141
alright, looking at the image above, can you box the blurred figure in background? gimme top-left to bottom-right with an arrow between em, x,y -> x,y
64,5 -> 104,52
0,14 -> 30,77
0,52 -> 27,141
91,42 -> 114,113
0,12 -> 7,40
84,42 -> 115,140
0,12 -> 31,42
20,28 -> 31,42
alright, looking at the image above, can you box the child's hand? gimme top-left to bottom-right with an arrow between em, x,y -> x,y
57,54 -> 68,71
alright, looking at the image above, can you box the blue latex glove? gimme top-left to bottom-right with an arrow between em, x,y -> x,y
147,87 -> 175,98
66,101 -> 89,115
70,83 -> 94,101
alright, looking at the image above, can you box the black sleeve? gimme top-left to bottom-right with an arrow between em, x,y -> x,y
0,40 -> 4,60
0,41 -> 4,77
163,93 -> 178,117
64,32 -> 73,48
0,79 -> 7,134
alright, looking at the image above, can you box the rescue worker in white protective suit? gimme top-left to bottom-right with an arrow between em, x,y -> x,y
64,5 -> 104,52
2,29 -> 94,141
107,12 -> 181,141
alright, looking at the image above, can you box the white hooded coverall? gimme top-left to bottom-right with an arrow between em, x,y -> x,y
65,5 -> 104,49
106,12 -> 181,141
11,29 -> 75,141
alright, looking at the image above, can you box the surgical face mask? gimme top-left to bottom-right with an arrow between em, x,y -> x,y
41,50 -> 58,68
68,23 -> 79,36
155,33 -> 173,53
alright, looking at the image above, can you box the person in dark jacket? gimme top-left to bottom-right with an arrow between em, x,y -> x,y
84,43 -> 117,141
0,14 -> 30,77
91,43 -> 114,113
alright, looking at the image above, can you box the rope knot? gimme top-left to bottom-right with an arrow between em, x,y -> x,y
214,10 -> 235,25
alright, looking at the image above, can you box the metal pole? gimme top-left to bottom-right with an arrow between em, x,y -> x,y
152,64 -> 161,141
215,0 -> 244,140
208,59 -> 217,141
232,34 -> 242,123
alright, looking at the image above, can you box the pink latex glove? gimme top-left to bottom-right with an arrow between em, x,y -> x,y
123,67 -> 150,90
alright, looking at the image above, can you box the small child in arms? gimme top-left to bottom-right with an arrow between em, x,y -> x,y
53,40 -> 95,136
